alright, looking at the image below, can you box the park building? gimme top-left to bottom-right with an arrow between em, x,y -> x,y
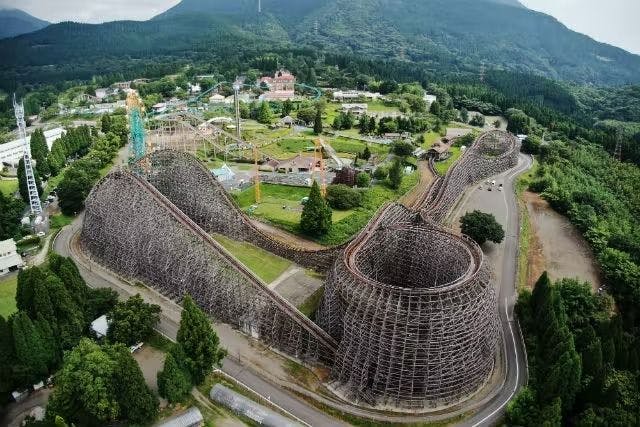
0,239 -> 24,276
258,69 -> 296,101
340,103 -> 368,116
0,127 -> 65,167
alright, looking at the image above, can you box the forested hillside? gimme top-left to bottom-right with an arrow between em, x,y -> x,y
510,140 -> 640,425
1,0 -> 640,89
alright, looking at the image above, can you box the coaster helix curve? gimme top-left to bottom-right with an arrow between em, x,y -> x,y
80,130 -> 520,411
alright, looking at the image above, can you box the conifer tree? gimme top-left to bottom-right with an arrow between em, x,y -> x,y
388,158 -> 403,190
177,296 -> 226,384
157,352 -> 192,403
12,311 -> 48,383
30,129 -> 50,177
313,107 -> 323,135
300,181 -> 332,236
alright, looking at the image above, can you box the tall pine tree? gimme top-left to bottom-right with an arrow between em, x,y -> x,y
12,311 -> 48,383
300,181 -> 332,236
177,295 -> 225,384
17,158 -> 43,204
30,129 -> 50,177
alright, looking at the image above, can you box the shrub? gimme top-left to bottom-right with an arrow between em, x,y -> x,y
355,172 -> 371,188
326,184 -> 362,210
373,166 -> 389,180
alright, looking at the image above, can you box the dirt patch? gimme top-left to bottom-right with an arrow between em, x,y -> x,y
400,160 -> 434,208
524,191 -> 601,290
133,345 -> 166,392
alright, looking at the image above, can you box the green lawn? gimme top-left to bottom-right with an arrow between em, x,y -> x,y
0,274 -> 18,318
213,234 -> 292,283
0,179 -> 18,197
434,146 -> 462,175
49,213 -> 74,230
234,183 -> 354,232
327,136 -> 388,156
420,131 -> 442,149
260,137 -> 315,158
234,174 -> 419,246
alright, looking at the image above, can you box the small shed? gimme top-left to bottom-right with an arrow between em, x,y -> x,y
210,384 -> 301,427
428,141 -> 452,161
280,115 -> 295,128
91,315 -> 109,339
155,407 -> 203,427
211,164 -> 236,182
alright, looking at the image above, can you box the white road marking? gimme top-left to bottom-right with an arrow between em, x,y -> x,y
472,298 -> 520,427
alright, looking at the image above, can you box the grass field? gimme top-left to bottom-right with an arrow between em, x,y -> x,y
434,146 -> 463,175
516,157 -> 539,290
0,274 -> 18,318
234,183 -> 354,231
234,173 -> 419,246
324,100 -> 401,124
49,213 -> 74,230
0,179 -> 18,197
213,234 -> 292,283
260,137 -> 315,158
420,131 -> 442,149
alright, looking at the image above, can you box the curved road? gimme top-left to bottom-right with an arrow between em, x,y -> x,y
454,153 -> 533,426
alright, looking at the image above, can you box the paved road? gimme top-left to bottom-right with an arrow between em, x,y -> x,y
52,220 -> 344,427
453,154 -> 533,426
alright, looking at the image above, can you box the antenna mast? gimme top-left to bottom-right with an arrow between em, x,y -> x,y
13,95 -> 42,215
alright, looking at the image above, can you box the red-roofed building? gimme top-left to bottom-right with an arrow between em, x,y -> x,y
258,70 -> 296,101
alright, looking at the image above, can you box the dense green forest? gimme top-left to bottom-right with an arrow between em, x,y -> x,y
507,138 -> 640,425
2,0 -> 640,90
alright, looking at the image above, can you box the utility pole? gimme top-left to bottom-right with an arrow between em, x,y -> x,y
13,95 -> 42,216
258,0 -> 261,13
233,83 -> 241,139
480,60 -> 486,83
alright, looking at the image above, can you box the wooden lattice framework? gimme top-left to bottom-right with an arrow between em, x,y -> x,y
80,130 -> 520,410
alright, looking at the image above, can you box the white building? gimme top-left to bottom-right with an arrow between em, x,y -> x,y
188,83 -> 201,94
0,239 -> 24,276
333,90 -> 382,101
211,164 -> 236,183
95,88 -> 109,100
152,103 -> 167,114
0,127 -> 65,167
90,315 -> 109,339
424,94 -> 437,107
341,103 -> 368,116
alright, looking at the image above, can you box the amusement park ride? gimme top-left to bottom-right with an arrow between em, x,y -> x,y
130,80 -> 328,204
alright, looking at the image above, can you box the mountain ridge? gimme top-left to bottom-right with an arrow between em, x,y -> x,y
0,8 -> 49,39
1,0 -> 639,86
